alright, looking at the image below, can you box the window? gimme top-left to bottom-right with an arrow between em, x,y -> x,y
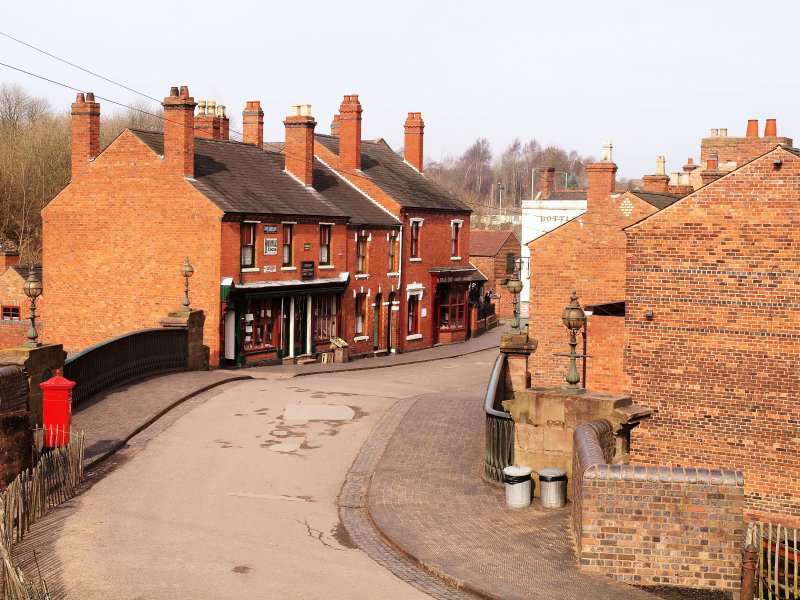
282,224 -> 293,266
319,225 -> 331,265
2,306 -> 19,321
407,296 -> 419,335
313,295 -> 337,342
241,223 -> 255,268
356,235 -> 367,274
506,253 -> 516,274
451,222 -> 461,257
355,294 -> 367,334
410,221 -> 420,258
242,298 -> 275,351
438,284 -> 466,331
388,232 -> 397,272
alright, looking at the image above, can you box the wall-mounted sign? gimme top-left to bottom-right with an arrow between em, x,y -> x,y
438,276 -> 471,283
304,243 -> 311,251
264,265 -> 277,274
264,238 -> 278,255
301,261 -> 315,279
263,225 -> 278,234
337,249 -> 344,256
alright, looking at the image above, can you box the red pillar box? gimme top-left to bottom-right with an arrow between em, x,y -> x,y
40,369 -> 76,447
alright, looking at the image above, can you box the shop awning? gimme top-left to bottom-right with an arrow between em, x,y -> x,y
429,265 -> 477,284
223,272 -> 350,298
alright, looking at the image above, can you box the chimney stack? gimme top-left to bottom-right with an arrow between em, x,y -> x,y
764,118 -> 777,137
586,141 -> 617,204
162,86 -> 196,178
746,119 -> 759,138
339,94 -> 363,171
284,103 -> 317,186
71,91 -> 101,180
194,100 -> 221,140
242,101 -> 264,149
537,166 -> 555,198
642,156 -> 670,193
403,112 -> 425,172
331,114 -> 340,137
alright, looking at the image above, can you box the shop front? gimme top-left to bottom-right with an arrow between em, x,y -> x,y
220,274 -> 348,366
430,266 -> 477,345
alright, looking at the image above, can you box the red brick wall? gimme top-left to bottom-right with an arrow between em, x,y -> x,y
527,191 -> 656,391
700,134 -> 792,170
626,146 -> 800,525
0,321 -> 39,349
470,233 -> 520,318
43,130 -> 224,363
585,314 -> 627,394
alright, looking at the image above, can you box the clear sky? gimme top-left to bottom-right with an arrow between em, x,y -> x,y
2,0 -> 799,181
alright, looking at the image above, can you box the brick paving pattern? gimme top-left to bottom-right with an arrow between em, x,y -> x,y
367,386 -> 660,600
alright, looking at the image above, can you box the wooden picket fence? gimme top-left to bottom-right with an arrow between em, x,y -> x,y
748,522 -> 799,599
0,426 -> 85,600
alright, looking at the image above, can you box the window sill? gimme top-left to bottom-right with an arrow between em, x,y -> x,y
409,257 -> 422,262
353,335 -> 369,342
355,273 -> 370,279
318,265 -> 335,270
241,267 -> 259,273
281,266 -> 297,271
406,333 -> 423,341
387,272 -> 400,277
450,256 -> 461,261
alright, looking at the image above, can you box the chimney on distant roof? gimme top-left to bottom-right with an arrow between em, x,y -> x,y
194,100 -> 221,140
403,112 -> 425,172
764,118 -> 777,137
537,166 -> 555,198
746,119 -> 759,138
71,91 -> 100,180
217,105 -> 229,140
642,156 -> 670,193
331,114 -> 340,137
242,101 -> 264,149
162,86 -> 197,178
339,94 -> 363,171
586,141 -> 617,206
284,103 -> 317,186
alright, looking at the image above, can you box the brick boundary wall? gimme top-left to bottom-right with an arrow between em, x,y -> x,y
573,420 -> 745,591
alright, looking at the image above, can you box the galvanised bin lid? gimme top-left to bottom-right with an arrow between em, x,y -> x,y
538,467 -> 567,482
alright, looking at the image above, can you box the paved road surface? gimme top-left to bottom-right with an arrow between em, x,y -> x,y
14,354 -> 494,599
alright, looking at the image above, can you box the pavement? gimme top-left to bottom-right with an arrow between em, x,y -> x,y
57,323 -> 660,599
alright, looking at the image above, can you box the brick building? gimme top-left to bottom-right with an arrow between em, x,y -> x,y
469,229 -> 519,317
625,142 -> 800,526
0,239 -> 42,349
42,88 -> 471,366
526,144 -> 679,392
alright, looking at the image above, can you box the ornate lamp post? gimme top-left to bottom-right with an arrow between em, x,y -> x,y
505,277 -> 523,332
180,257 -> 194,312
22,266 -> 43,347
554,290 -> 590,390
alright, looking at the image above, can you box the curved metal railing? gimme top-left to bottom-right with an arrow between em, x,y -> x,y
483,353 -> 514,485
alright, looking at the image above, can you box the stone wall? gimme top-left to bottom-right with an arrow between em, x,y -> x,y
0,410 -> 32,487
573,420 -> 745,591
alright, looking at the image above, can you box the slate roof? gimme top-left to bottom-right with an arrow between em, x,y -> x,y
314,135 -> 470,212
131,131 -> 399,227
628,190 -> 681,210
470,230 -> 519,257
546,190 -> 587,201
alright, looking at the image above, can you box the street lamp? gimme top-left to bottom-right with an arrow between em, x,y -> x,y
22,265 -> 42,347
554,290 -> 590,390
497,182 -> 504,213
181,257 -> 194,312
505,277 -> 523,333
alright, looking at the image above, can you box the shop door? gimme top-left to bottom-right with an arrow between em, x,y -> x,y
373,294 -> 383,350
295,295 -> 307,355
432,284 -> 441,345
224,310 -> 236,362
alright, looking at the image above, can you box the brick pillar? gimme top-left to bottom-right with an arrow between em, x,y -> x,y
284,104 -> 317,186
160,309 -> 209,371
71,92 -> 100,181
162,86 -> 196,178
0,344 -> 66,426
339,94 -> 363,171
242,101 -> 264,149
403,112 -> 424,172
500,331 -> 538,393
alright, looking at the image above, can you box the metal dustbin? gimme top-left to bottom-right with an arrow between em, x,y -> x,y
502,465 -> 533,508
538,467 -> 567,508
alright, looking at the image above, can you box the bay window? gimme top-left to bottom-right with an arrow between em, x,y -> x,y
438,284 -> 466,331
242,298 -> 275,351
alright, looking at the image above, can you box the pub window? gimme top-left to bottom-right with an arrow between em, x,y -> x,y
356,235 -> 367,273
242,298 -> 275,352
283,224 -> 293,266
241,223 -> 255,268
388,232 -> 397,272
506,253 -> 516,274
438,284 -> 466,331
407,296 -> 419,335
313,295 -> 337,342
1,306 -> 20,321
410,221 -> 420,258
319,225 -> 332,265
355,293 -> 367,334
451,222 -> 461,257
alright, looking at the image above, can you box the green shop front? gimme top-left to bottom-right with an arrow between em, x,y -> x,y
220,272 -> 349,366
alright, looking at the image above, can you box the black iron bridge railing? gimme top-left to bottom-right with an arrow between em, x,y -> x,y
483,353 -> 514,485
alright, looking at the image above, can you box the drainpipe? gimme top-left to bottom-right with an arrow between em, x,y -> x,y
581,327 -> 587,389
398,209 -> 406,353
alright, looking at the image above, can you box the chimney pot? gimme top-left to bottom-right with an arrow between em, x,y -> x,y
170,87 -> 179,97
746,119 -> 759,138
764,118 -> 777,137
292,104 -> 301,117
197,101 -> 206,115
217,105 -> 226,118
707,158 -> 718,170
655,155 -> 666,176
179,86 -> 190,99
710,128 -> 718,137
207,100 -> 216,113
719,128 -> 727,137
301,104 -> 311,117
601,140 -> 613,162
85,92 -> 95,102
669,172 -> 679,186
